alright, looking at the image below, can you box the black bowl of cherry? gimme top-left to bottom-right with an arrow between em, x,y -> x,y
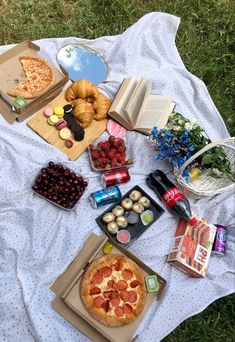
32,161 -> 88,210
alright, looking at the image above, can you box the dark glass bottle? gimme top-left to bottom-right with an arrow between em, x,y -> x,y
147,169 -> 196,225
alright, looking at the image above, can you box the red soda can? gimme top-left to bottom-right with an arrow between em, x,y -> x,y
101,169 -> 130,187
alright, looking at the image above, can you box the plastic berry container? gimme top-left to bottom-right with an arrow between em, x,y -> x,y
88,136 -> 134,173
32,161 -> 88,211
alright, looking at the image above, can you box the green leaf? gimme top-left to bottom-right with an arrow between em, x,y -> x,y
202,154 -> 213,165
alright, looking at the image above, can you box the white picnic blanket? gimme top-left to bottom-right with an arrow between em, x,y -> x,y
0,12 -> 234,342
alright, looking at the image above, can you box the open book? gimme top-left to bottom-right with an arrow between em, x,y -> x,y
108,77 -> 175,135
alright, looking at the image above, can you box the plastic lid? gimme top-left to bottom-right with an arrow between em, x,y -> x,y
189,217 -> 197,226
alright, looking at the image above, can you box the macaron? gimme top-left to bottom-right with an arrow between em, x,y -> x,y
53,106 -> 64,118
55,119 -> 67,130
44,107 -> 53,117
48,114 -> 59,125
59,127 -> 72,140
65,140 -> 73,148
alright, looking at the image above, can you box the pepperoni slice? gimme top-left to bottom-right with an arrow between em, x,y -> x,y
128,291 -> 137,303
100,266 -> 112,277
110,295 -> 120,307
114,306 -> 124,317
103,300 -> 109,312
92,272 -> 103,284
123,303 -> 133,314
122,269 -> 133,280
90,287 -> 101,295
94,296 -> 105,309
110,291 -> 119,300
114,261 -> 123,271
130,280 -> 140,288
103,291 -> 112,298
117,280 -> 128,290
107,280 -> 118,290
120,290 -> 130,302
107,280 -> 114,288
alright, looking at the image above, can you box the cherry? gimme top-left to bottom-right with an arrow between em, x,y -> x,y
48,161 -> 55,167
83,181 -> 88,187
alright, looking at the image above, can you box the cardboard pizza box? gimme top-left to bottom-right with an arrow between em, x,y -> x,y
0,40 -> 68,124
51,233 -> 167,342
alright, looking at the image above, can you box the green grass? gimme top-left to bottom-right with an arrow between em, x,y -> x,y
0,0 -> 234,340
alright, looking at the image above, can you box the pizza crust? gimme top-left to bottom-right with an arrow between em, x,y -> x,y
7,55 -> 55,99
80,254 -> 147,327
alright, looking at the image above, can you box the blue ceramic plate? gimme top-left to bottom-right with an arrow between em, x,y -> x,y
57,44 -> 107,85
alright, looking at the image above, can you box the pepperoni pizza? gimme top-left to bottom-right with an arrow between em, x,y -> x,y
7,55 -> 55,99
80,254 -> 147,327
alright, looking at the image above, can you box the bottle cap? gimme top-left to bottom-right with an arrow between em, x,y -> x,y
189,217 -> 197,226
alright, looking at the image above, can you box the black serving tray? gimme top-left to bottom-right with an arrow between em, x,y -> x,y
96,185 -> 165,247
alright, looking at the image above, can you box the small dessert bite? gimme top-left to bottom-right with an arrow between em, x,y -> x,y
140,210 -> 154,226
44,107 -> 53,117
48,114 -> 59,125
53,106 -> 64,118
102,212 -> 115,224
116,230 -> 131,244
59,127 -> 72,140
116,216 -> 128,229
132,202 -> 145,214
121,198 -> 133,210
125,211 -> 139,225
112,205 -> 124,217
129,190 -> 142,202
138,196 -> 151,208
107,221 -> 119,235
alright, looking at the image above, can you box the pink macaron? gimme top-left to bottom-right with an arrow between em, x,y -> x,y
44,107 -> 54,117
55,119 -> 67,130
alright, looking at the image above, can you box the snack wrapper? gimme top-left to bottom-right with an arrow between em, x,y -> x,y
167,216 -> 217,277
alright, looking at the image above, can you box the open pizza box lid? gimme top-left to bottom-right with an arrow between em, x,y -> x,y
0,40 -> 69,124
51,233 -> 167,342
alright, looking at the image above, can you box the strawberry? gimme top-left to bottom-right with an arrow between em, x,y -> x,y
111,158 -> 118,168
117,139 -> 124,146
91,151 -> 100,160
108,135 -> 116,145
113,140 -> 119,148
89,144 -> 94,151
107,150 -> 116,159
120,158 -> 126,166
100,151 -> 106,158
118,145 -> 126,153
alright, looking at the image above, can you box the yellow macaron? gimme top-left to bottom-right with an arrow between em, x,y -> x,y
53,106 -> 64,118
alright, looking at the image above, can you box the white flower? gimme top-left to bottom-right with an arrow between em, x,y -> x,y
173,126 -> 181,131
185,122 -> 192,130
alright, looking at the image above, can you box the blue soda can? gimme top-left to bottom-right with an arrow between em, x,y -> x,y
90,186 -> 122,208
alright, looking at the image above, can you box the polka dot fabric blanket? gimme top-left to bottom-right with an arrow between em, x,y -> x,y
0,12 -> 234,342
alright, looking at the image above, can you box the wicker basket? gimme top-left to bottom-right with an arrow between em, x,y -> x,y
175,137 -> 235,197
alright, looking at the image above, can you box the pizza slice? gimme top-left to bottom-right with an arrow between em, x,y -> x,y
7,55 -> 55,99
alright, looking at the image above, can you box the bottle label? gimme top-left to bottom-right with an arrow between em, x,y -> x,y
162,187 -> 185,208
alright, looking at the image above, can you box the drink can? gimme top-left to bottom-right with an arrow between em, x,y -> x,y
212,224 -> 227,256
89,186 -> 122,209
101,169 -> 130,187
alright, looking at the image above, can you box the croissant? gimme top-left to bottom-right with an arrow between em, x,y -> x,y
72,99 -> 95,128
93,93 -> 112,121
65,79 -> 99,102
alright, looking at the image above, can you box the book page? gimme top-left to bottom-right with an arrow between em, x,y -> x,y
108,77 -> 138,124
135,95 -> 174,130
125,78 -> 151,127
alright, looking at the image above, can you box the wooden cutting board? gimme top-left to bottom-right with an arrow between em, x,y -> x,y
27,91 -> 107,160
